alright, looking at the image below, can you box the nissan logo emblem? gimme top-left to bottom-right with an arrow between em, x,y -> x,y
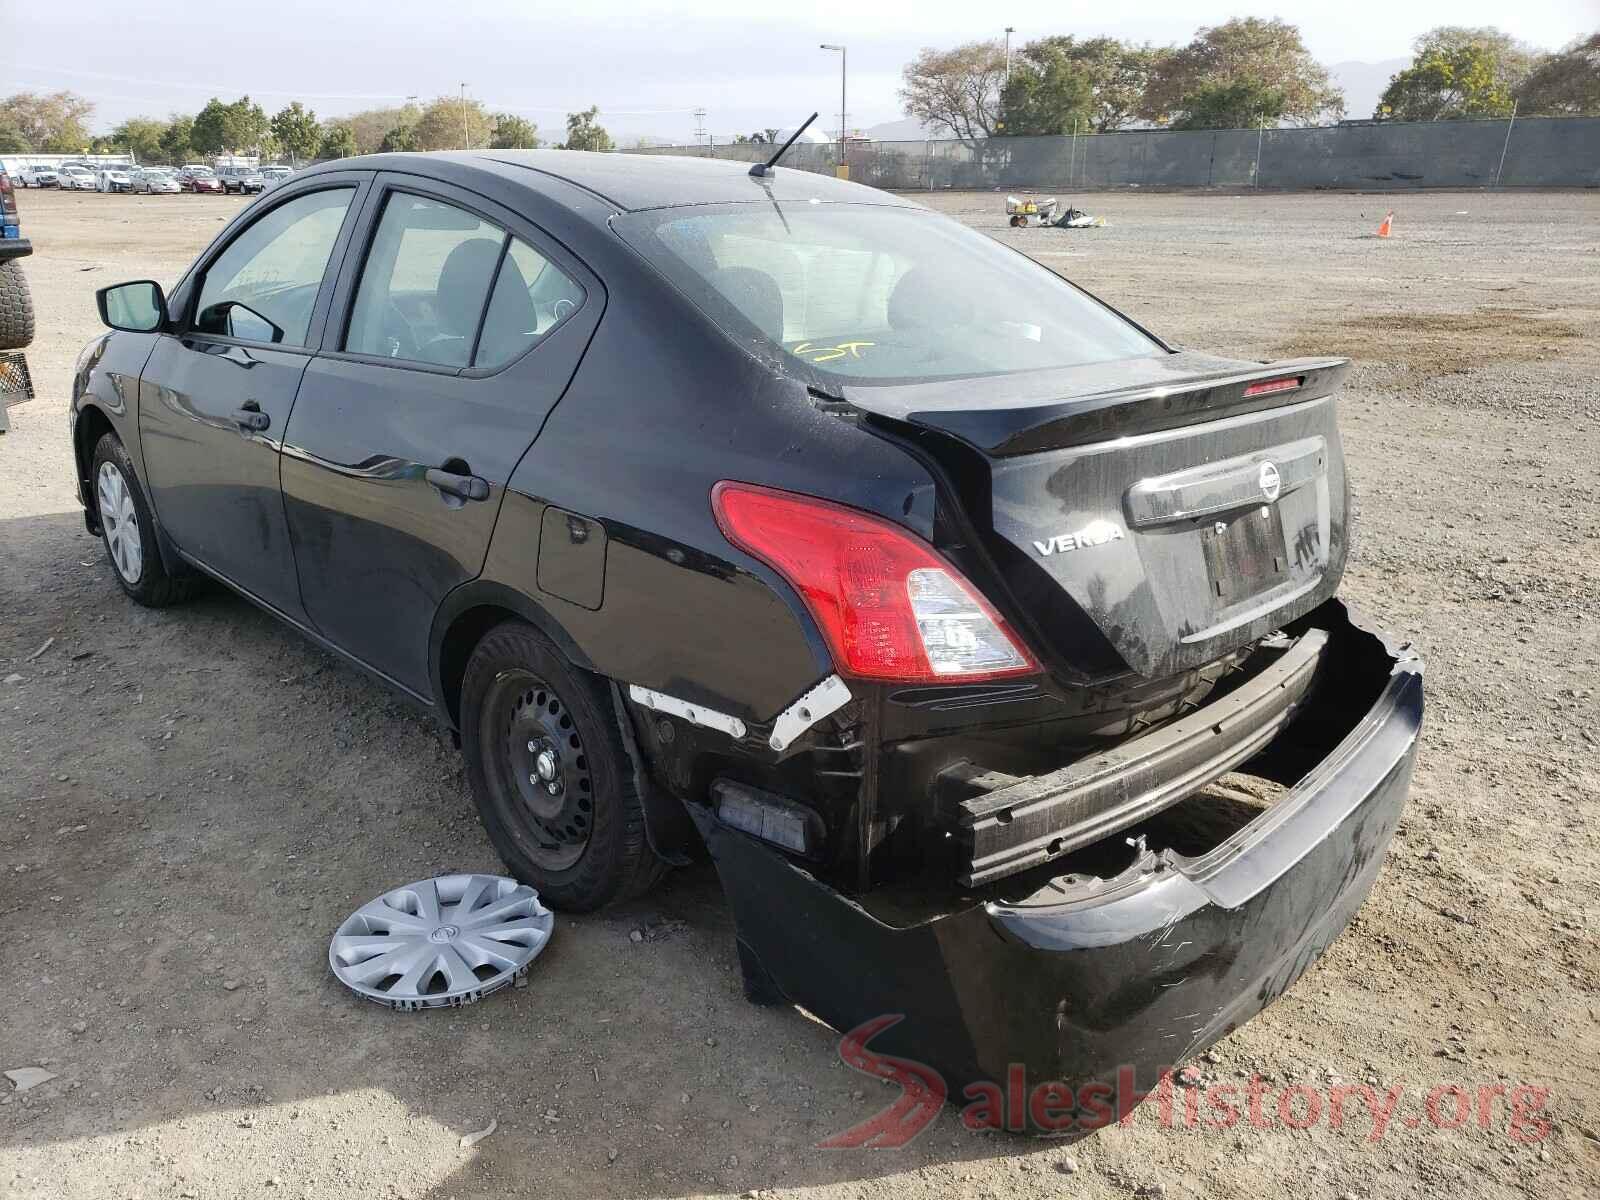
1258,461 -> 1282,501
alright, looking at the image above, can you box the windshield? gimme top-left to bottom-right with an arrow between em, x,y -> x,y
616,202 -> 1160,385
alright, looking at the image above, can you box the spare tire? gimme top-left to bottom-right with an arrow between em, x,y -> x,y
0,260 -> 36,351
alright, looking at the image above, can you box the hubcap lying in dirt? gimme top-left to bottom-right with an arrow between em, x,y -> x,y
329,874 -> 554,1010
97,461 -> 142,584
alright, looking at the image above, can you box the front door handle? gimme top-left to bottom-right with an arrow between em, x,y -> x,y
425,467 -> 490,502
234,401 -> 270,432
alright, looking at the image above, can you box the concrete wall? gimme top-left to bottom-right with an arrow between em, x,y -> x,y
628,117 -> 1600,192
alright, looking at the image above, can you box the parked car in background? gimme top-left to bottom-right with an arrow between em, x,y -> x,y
217,164 -> 265,194
177,165 -> 224,194
136,168 -> 182,195
260,165 -> 293,189
58,164 -> 99,191
20,165 -> 59,188
69,151 -> 1421,1094
97,167 -> 134,193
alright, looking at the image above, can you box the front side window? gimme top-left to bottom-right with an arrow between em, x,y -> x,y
616,203 -> 1161,385
345,193 -> 583,370
193,187 -> 354,347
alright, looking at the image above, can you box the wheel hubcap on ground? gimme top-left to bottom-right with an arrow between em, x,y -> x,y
97,461 -> 142,584
329,874 -> 554,1009
498,676 -> 593,871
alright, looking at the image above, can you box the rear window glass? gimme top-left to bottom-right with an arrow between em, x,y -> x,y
617,203 -> 1160,384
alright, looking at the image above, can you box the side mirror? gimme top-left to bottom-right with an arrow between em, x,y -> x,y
96,280 -> 168,333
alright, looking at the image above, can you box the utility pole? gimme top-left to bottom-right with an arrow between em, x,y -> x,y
820,43 -> 847,161
693,107 -> 708,147
460,83 -> 469,149
1004,27 -> 1016,82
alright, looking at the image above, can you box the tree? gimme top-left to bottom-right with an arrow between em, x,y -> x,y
998,40 -> 1095,135
271,102 -> 322,163
1377,27 -> 1543,120
222,96 -> 269,154
412,96 -> 494,151
1005,36 -> 1167,133
190,98 -> 231,155
490,113 -> 540,149
0,90 -> 94,152
160,116 -> 194,164
1517,33 -> 1600,116
561,106 -> 613,151
318,124 -> 358,160
378,122 -> 418,153
1377,45 -> 1513,120
105,116 -> 163,162
1142,19 -> 1342,126
1410,27 -> 1540,94
0,122 -> 30,153
1170,81 -> 1289,130
338,105 -> 418,154
899,41 -> 1007,145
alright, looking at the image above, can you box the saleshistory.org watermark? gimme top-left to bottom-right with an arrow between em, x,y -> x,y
818,1016 -> 1554,1149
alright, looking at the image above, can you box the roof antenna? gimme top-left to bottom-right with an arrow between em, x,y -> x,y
750,113 -> 818,178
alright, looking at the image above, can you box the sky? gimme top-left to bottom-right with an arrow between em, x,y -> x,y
3,0 -> 1595,143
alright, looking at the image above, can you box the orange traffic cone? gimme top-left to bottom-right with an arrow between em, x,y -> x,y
1376,211 -> 1393,238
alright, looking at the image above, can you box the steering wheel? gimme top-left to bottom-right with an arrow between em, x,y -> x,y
381,299 -> 421,360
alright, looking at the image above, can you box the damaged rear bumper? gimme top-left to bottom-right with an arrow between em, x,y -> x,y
695,601 -> 1422,1105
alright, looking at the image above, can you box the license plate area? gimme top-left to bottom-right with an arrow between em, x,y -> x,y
1201,505 -> 1288,601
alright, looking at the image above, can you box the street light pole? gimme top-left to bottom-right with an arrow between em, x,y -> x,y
460,83 -> 469,149
1004,27 -> 1015,82
820,43 -> 846,164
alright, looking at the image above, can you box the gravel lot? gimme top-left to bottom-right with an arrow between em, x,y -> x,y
2,184 -> 1597,1199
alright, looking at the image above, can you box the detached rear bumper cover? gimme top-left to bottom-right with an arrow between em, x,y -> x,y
697,601 -> 1421,1096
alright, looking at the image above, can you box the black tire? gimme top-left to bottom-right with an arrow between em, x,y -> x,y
461,620 -> 664,911
0,260 -> 35,351
90,432 -> 198,607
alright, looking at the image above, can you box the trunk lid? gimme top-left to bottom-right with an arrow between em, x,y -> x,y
844,352 -> 1351,680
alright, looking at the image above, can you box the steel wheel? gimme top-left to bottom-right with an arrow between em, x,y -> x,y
97,460 -> 143,585
329,874 -> 554,1010
491,672 -> 594,872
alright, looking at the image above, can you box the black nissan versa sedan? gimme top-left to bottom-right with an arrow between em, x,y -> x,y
70,149 -> 1422,1107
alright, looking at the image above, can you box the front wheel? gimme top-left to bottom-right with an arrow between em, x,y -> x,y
460,620 -> 664,911
90,433 -> 197,607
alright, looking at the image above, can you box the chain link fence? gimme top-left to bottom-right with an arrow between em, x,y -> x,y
625,117 -> 1600,192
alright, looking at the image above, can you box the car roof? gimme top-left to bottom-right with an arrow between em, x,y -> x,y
300,149 -> 925,215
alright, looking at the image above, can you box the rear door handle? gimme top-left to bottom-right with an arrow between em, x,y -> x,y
425,467 -> 490,502
234,401 -> 270,432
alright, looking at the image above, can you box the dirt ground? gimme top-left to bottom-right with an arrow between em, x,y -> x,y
2,185 -> 1597,1200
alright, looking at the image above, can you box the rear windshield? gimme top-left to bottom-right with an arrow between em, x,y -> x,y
616,202 -> 1161,385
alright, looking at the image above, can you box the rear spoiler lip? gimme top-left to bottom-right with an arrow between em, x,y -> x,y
847,355 -> 1351,458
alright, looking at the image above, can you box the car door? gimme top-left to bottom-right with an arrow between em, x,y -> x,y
281,173 -> 600,696
137,177 -> 368,620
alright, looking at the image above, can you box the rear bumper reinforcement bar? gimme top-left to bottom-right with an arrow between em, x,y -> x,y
947,627 -> 1328,887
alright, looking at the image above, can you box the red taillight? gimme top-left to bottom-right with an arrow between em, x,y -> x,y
712,481 -> 1038,684
0,173 -> 12,194
1243,376 -> 1302,398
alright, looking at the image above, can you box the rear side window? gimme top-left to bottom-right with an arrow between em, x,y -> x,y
616,203 -> 1161,385
473,237 -> 585,370
194,187 -> 354,347
346,195 -> 504,367
346,193 -> 584,370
